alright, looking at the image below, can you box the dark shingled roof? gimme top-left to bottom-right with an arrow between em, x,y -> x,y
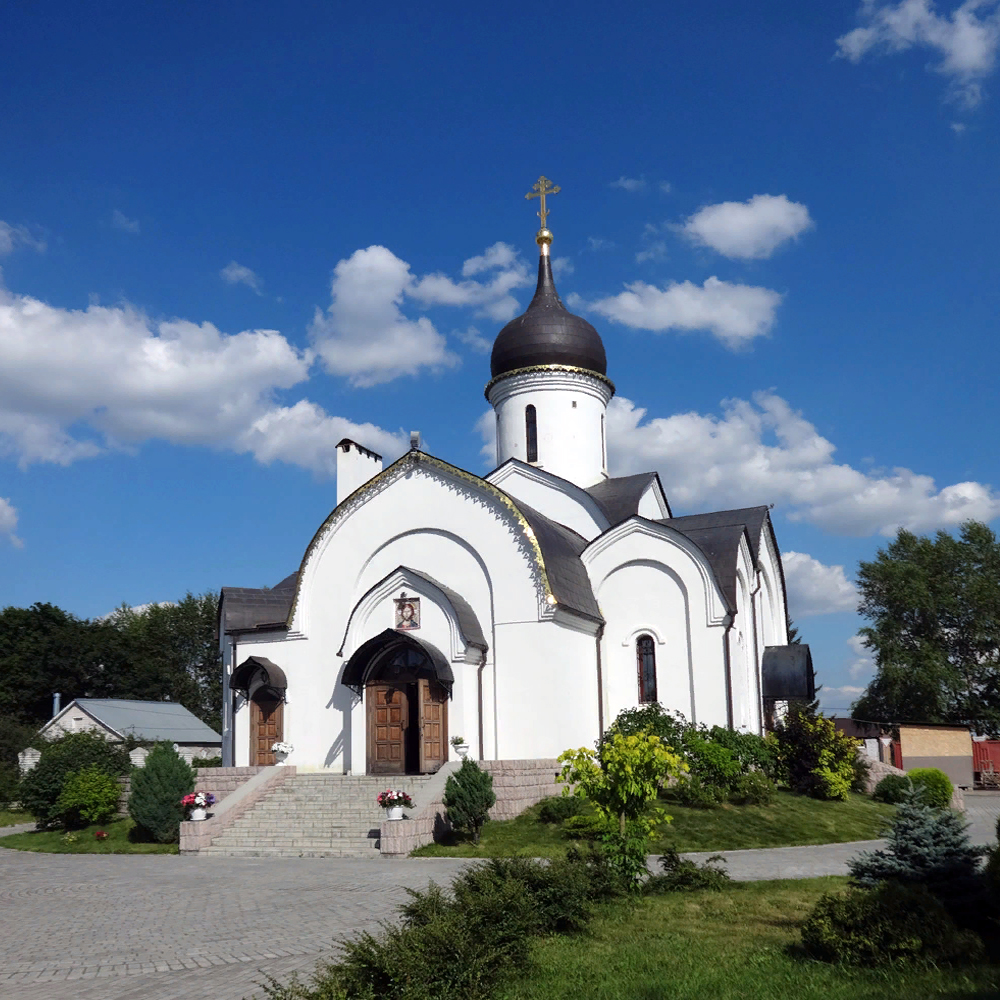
400,567 -> 488,649
585,472 -> 666,524
220,572 -> 298,632
514,501 -> 603,622
490,253 -> 607,379
657,507 -> 771,614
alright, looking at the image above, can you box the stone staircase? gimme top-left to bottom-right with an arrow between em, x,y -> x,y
199,773 -> 434,858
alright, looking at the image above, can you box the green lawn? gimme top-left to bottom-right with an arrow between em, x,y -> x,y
0,809 -> 32,828
499,878 -> 999,1000
412,791 -> 895,858
0,817 -> 177,854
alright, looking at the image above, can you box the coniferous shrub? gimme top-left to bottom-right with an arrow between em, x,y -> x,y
19,731 -> 130,828
443,759 -> 496,844
848,787 -> 985,923
644,847 -> 730,893
128,742 -> 195,843
55,764 -> 121,829
536,794 -> 584,824
906,767 -> 953,808
801,882 -> 981,965
872,773 -> 911,804
728,771 -> 776,806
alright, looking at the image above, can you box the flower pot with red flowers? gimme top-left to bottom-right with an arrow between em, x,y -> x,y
376,789 -> 414,820
181,791 -> 216,821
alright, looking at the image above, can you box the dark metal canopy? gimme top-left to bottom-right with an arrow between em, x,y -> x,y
341,629 -> 454,696
490,253 -> 607,379
762,645 -> 815,701
231,655 -> 288,693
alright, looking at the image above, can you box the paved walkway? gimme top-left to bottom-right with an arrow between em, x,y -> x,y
0,793 -> 996,1000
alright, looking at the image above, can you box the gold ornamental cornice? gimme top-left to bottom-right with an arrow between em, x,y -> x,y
484,364 -> 616,400
285,450 -> 557,628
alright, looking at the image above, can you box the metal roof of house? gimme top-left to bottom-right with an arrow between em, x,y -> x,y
63,699 -> 221,744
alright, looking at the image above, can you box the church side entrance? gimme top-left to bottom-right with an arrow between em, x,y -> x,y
365,648 -> 448,774
250,689 -> 283,766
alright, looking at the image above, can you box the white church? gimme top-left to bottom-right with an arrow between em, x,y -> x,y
219,203 -> 793,774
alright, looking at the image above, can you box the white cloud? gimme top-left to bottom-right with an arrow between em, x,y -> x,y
0,221 -> 46,256
238,400 -> 408,475
587,237 -> 613,251
0,282 -> 404,479
583,276 -> 782,348
837,0 -> 1000,107
455,325 -> 493,354
659,181 -> 673,194
552,257 -> 575,277
0,497 -> 23,548
682,194 -> 814,260
610,176 -> 648,193
410,241 -> 532,322
782,551 -> 858,617
220,261 -> 261,293
606,390 -> 1000,536
847,634 -> 876,679
951,119 -> 969,129
635,242 -> 668,264
475,409 -> 497,466
111,210 -> 140,234
310,246 -> 460,387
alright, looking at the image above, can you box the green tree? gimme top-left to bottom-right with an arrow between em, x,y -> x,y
128,742 -> 195,843
443,760 -> 497,844
852,521 -> 1000,735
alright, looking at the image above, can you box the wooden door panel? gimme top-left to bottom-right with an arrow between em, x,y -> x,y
250,695 -> 282,766
368,684 -> 406,774
418,679 -> 447,773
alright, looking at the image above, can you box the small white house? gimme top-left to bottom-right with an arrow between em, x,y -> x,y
218,223 -> 802,775
20,698 -> 222,772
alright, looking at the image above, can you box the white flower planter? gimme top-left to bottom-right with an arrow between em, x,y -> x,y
274,751 -> 289,765
456,745 -> 469,759
385,805 -> 404,821
189,807 -> 207,822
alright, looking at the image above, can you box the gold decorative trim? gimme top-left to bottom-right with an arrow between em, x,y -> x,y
285,450 -> 556,628
484,365 -> 616,399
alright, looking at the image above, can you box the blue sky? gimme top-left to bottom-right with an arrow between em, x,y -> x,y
3,1 -> 1000,715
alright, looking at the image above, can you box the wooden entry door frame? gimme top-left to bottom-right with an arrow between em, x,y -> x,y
365,677 -> 448,775
250,689 -> 284,766
417,678 -> 448,773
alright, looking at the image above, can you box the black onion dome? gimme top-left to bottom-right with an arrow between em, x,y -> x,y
490,253 -> 607,379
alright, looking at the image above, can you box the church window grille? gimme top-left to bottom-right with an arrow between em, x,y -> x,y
526,405 -> 538,463
636,635 -> 657,703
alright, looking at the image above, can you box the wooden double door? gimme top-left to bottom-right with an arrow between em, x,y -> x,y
366,678 -> 447,774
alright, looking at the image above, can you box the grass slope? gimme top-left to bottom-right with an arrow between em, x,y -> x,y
0,817 -> 177,854
499,878 -> 998,1000
413,791 -> 894,858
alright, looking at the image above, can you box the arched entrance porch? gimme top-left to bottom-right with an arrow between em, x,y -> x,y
231,656 -> 287,766
342,630 -> 451,775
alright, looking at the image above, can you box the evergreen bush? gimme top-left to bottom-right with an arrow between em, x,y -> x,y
906,767 -> 953,808
644,847 -> 730,893
848,787 -> 985,922
560,813 -> 612,839
851,753 -> 872,794
801,882 -> 981,965
443,759 -> 496,844
536,794 -> 584,824
191,756 -> 223,769
55,764 -> 121,829
872,773 -> 910,804
128,742 -> 195,843
19,731 -> 130,828
728,771 -> 776,806
773,704 -> 857,800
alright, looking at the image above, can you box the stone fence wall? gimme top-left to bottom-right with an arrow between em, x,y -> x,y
380,758 -> 560,856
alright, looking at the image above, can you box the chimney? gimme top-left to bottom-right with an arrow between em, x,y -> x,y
410,430 -> 421,451
52,692 -> 61,718
336,439 -> 383,507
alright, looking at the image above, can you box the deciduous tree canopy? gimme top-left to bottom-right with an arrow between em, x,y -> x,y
852,521 -> 1000,736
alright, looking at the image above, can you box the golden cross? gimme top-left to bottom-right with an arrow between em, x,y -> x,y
525,175 -> 561,230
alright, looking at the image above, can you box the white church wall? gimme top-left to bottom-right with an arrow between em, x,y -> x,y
488,369 -> 612,488
637,482 -> 669,519
492,620 -> 599,759
757,526 -> 789,648
486,463 -> 608,540
583,521 -> 731,729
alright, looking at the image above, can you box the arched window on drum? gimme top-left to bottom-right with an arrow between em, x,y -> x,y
636,634 -> 657,704
525,404 -> 538,463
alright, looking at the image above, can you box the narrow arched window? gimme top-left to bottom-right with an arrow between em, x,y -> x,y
636,635 -> 657,703
525,405 -> 538,463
